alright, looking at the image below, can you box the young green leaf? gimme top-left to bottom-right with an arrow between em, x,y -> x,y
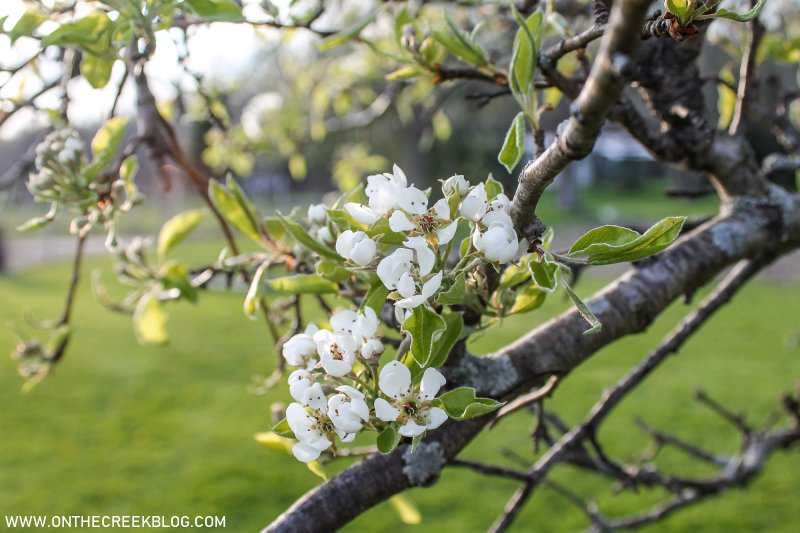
157,209 -> 205,260
561,278 -> 601,334
160,261 -> 198,303
529,252 -> 561,292
402,305 -> 447,366
432,11 -> 488,67
566,217 -> 686,265
84,116 -> 128,180
316,259 -> 350,283
318,10 -> 378,51
9,9 -> 47,44
81,53 -> 115,89
42,11 -> 111,48
509,284 -> 546,314
362,281 -> 390,314
271,418 -> 295,439
377,425 -> 401,454
277,214 -> 340,259
435,387 -> 504,420
388,495 -> 422,525
266,274 -> 339,295
244,262 -> 270,318
417,312 -> 463,376
498,112 -> 526,173
711,0 -> 768,22
134,293 -> 169,346
183,0 -> 243,22
435,272 -> 466,305
209,180 -> 262,244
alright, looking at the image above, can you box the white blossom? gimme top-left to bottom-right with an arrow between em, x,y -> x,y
344,164 -> 409,224
442,174 -> 469,197
308,204 -> 328,225
313,330 -> 357,377
473,223 -> 527,264
481,193 -> 513,227
388,198 -> 458,246
288,369 -> 312,403
373,361 -> 449,437
335,230 -> 377,266
286,402 -> 332,462
282,324 -> 320,369
327,385 -> 370,433
460,182 -> 488,221
376,248 -> 414,290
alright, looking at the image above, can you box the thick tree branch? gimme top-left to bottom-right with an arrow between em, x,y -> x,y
510,0 -> 653,241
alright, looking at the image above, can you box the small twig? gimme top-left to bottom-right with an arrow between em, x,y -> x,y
449,459 -> 528,482
635,418 -> 727,466
695,389 -> 754,436
488,375 -> 559,429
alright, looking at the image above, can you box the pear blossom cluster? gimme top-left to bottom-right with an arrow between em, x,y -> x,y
335,165 -> 527,314
281,305 -> 449,462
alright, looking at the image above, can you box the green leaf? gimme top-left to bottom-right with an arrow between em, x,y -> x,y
183,0 -> 243,22
271,418 -> 295,438
529,253 -> 561,292
316,259 -> 350,283
509,9 -> 543,99
158,209 -> 205,260
386,65 -> 422,81
9,9 -> 46,44
277,214 -> 340,259
17,215 -> 54,232
160,261 -> 198,303
402,305 -> 446,366
566,217 -> 686,265
435,272 -> 465,305
432,11 -> 488,67
362,281 -> 390,314
717,68 -> 736,129
561,278 -> 601,334
209,180 -> 262,244
388,495 -> 422,525
134,294 -> 168,346
435,387 -> 504,420
318,10 -> 378,51
509,284 -> 546,314
244,262 -> 269,319
483,174 -> 504,200
43,11 -> 111,48
266,274 -> 339,295
665,0 -> 695,26
84,116 -> 128,180
713,0 -> 767,22
254,432 -> 294,454
81,53 -> 114,89
498,112 -> 525,173
377,425 -> 400,454
366,216 -> 407,245
421,312 -> 463,373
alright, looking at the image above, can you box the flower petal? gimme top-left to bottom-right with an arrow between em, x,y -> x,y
419,367 -> 446,400
292,441 -> 323,462
392,164 -> 408,188
374,397 -> 401,422
379,360 -> 412,399
432,198 -> 450,219
389,210 -> 415,232
345,203 -> 379,224
398,420 -> 426,437
425,407 -> 448,430
437,220 -> 458,245
421,271 -> 443,299
396,272 -> 417,299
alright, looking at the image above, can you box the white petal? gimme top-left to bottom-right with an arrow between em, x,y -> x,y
320,356 -> 353,378
377,255 -> 398,290
379,360 -> 412,399
396,272 -> 417,299
336,385 -> 365,400
345,203 -> 379,224
301,383 -> 328,410
437,220 -> 459,245
330,310 -> 358,334
392,164 -> 408,188
335,229 -> 355,258
419,367 -> 446,400
425,407 -> 448,430
395,295 -> 426,309
399,186 -> 428,215
398,420 -> 426,437
374,398 -> 401,422
389,211 -> 415,232
432,198 -> 450,219
355,307 -> 379,339
415,245 -> 435,276
338,431 -> 356,443
350,238 -> 377,266
292,442 -> 322,462
481,209 -> 513,228
421,271 -> 443,299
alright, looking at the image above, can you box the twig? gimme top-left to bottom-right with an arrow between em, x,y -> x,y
728,4 -> 764,136
488,375 -> 559,429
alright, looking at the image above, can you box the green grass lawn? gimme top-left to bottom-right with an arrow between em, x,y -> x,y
1,243 -> 798,532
